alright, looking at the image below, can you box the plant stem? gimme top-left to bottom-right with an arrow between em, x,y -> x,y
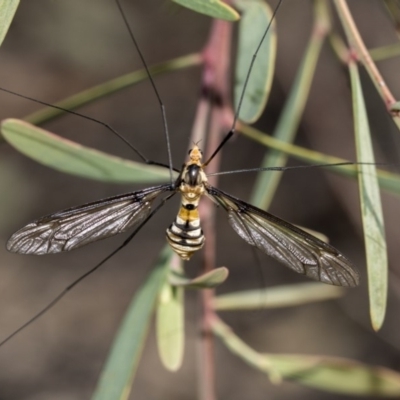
333,0 -> 400,128
195,17 -> 233,400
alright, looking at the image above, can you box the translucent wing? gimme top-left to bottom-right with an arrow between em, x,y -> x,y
206,185 -> 359,287
7,184 -> 172,255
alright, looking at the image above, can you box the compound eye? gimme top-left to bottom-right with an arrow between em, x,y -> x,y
188,148 -> 192,155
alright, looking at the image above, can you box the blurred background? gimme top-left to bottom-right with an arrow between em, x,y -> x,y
0,0 -> 400,399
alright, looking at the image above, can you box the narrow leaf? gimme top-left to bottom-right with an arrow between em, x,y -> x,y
0,0 -> 19,46
370,43 -> 400,62
169,267 -> 229,288
24,53 -> 202,126
267,354 -> 400,396
213,282 -> 344,311
240,123 -> 400,196
1,119 -> 171,183
172,0 -> 239,21
349,62 -> 388,331
250,0 -> 330,209
156,264 -> 185,371
234,0 -> 277,123
212,317 -> 400,396
92,246 -> 171,400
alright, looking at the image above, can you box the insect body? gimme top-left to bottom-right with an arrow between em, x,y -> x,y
7,145 -> 360,287
166,146 -> 206,260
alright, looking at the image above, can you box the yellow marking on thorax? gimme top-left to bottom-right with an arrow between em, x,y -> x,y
178,206 -> 199,222
180,185 -> 204,200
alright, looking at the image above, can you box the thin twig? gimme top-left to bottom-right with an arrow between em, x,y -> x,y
195,17 -> 233,400
333,0 -> 400,125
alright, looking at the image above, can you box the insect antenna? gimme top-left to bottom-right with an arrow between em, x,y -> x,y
115,0 -> 174,183
203,0 -> 284,167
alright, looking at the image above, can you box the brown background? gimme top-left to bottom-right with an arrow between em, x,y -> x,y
0,0 -> 400,399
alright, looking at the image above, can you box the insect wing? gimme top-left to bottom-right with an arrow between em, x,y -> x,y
7,184 -> 172,255
206,185 -> 359,287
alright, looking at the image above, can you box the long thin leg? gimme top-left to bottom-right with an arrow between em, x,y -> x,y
0,87 -> 180,172
0,191 -> 176,347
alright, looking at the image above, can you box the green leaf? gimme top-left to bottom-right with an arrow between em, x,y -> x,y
213,282 -> 344,311
0,0 -> 19,46
370,43 -> 400,62
24,53 -> 202,126
234,0 -> 277,123
172,0 -> 239,21
212,317 -> 400,396
169,267 -> 229,288
240,123 -> 400,196
250,0 -> 329,209
268,354 -> 400,396
1,119 -> 171,183
349,62 -> 388,331
92,246 -> 171,400
156,266 -> 185,371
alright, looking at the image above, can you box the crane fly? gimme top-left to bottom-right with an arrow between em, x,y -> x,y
7,144 -> 359,287
0,0 -> 362,349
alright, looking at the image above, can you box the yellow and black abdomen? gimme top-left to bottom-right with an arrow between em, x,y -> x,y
166,202 -> 205,260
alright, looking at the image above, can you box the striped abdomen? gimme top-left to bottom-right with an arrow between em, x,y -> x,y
166,202 -> 205,260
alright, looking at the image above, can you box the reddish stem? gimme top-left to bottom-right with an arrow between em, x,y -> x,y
195,17 -> 233,400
